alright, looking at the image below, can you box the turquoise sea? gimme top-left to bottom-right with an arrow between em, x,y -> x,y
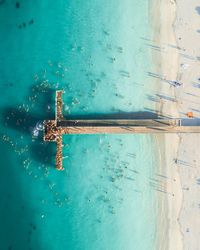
0,1 -> 160,250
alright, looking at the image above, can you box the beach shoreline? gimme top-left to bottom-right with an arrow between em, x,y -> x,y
150,0 -> 200,249
149,0 -> 183,249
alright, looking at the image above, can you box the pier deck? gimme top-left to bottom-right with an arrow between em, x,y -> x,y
43,91 -> 200,170
55,90 -> 64,121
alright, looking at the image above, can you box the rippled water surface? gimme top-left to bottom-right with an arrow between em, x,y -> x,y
0,1 -> 159,249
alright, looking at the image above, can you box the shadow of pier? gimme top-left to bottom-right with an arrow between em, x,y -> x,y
64,111 -> 161,120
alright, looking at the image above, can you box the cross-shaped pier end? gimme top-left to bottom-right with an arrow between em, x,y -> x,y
43,91 -> 65,170
43,90 -> 200,170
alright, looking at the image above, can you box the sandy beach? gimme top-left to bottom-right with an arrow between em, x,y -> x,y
151,0 -> 200,249
174,1 -> 200,249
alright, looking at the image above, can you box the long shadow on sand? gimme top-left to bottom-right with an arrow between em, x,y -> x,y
195,6 -> 200,15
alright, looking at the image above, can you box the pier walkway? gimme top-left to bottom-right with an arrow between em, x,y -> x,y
43,91 -> 200,170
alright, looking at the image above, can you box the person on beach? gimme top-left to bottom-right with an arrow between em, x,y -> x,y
163,75 -> 183,88
170,80 -> 183,87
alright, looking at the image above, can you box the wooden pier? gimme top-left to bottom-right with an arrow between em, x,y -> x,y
43,90 -> 200,170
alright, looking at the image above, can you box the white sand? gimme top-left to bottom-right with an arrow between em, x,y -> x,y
174,1 -> 200,249
150,0 -> 200,249
150,1 -> 182,249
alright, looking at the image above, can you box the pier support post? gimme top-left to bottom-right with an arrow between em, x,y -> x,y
56,134 -> 64,171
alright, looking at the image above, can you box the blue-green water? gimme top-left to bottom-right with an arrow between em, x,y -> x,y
0,1 -> 160,250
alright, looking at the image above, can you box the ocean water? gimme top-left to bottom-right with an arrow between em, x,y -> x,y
0,1 -> 159,250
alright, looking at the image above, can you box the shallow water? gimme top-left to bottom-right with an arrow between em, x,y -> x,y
0,1 -> 159,249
